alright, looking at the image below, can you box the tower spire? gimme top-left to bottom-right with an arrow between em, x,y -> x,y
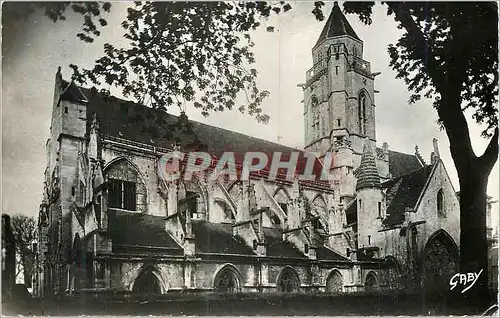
314,1 -> 360,48
355,141 -> 380,190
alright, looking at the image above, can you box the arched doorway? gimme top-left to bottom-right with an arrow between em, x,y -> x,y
365,271 -> 378,291
214,265 -> 241,293
277,267 -> 300,293
132,268 -> 162,295
326,270 -> 343,293
421,230 -> 459,294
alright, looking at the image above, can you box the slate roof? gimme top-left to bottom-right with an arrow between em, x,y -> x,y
263,227 -> 307,258
191,220 -> 255,255
381,164 -> 434,226
316,245 -> 348,261
107,210 -> 183,254
65,84 -> 297,155
61,80 -> 88,103
355,142 -> 381,190
387,150 -> 423,179
315,1 -> 360,48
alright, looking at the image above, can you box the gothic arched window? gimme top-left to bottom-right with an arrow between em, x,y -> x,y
273,187 -> 290,215
310,96 -> 320,139
77,181 -> 85,206
277,267 -> 300,293
215,199 -> 235,222
437,189 -> 444,217
214,266 -> 241,293
422,230 -> 459,293
105,159 -> 147,213
358,92 -> 367,135
180,178 -> 208,220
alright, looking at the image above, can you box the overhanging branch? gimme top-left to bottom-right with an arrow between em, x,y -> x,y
479,127 -> 499,175
386,2 -> 440,89
388,2 -> 475,160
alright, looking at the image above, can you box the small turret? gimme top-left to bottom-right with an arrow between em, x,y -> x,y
356,142 -> 380,190
355,141 -> 383,250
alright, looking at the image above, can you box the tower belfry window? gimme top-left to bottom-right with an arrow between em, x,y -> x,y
358,93 -> 367,135
310,96 -> 320,139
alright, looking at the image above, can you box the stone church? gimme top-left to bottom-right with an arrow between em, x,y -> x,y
34,2 -> 460,298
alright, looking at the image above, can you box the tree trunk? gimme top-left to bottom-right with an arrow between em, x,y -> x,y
438,86 -> 497,310
457,168 -> 491,308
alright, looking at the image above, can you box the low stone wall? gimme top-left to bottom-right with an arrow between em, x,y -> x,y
3,291 -> 494,316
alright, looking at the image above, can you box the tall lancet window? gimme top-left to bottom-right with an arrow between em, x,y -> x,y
358,93 -> 367,135
311,96 -> 320,139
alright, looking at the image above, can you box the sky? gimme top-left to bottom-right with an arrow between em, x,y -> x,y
2,2 -> 498,228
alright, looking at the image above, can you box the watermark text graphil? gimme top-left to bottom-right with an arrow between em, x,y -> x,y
157,151 -> 336,183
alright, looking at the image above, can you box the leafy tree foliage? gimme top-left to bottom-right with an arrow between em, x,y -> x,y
345,1 -> 498,305
11,215 -> 38,288
4,2 -> 329,123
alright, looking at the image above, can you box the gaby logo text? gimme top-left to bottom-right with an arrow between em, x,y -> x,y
449,269 -> 483,293
157,151 -> 335,182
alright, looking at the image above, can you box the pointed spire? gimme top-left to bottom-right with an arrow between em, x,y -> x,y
356,141 -> 380,191
314,1 -> 360,48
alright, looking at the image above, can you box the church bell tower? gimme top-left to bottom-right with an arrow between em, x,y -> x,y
302,1 -> 378,202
